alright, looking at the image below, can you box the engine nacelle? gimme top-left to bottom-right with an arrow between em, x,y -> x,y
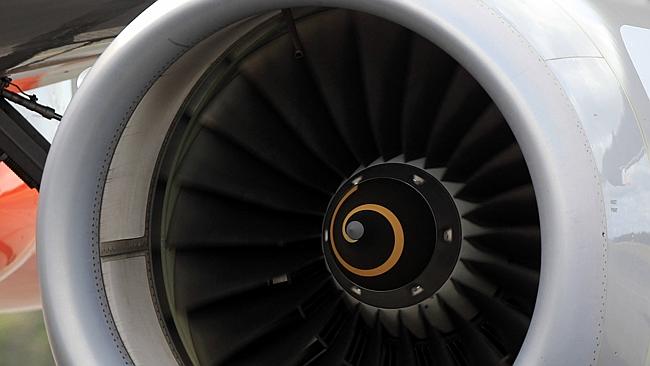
38,1 -> 650,365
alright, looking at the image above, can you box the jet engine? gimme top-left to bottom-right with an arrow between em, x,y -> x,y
37,1 -> 650,365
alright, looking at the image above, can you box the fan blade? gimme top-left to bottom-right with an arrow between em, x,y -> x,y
455,281 -> 530,357
342,315 -> 369,366
462,259 -> 539,308
174,245 -> 323,311
308,307 -> 360,366
199,75 -> 342,194
396,317 -> 417,366
466,226 -> 541,268
419,309 -> 456,366
225,290 -> 343,366
425,67 -> 492,168
401,34 -> 458,161
440,298 -> 508,366
360,315 -> 384,366
239,33 -> 357,176
298,9 -> 379,166
188,269 -> 333,365
355,12 -> 412,160
176,128 -> 330,215
464,185 -> 538,227
167,189 -> 322,248
456,144 -> 530,202
443,104 -> 513,182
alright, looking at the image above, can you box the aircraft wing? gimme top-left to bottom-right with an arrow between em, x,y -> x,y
0,0 -> 152,313
0,0 -> 153,89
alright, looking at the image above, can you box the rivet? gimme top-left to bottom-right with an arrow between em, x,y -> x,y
443,228 -> 453,243
351,286 -> 362,295
412,174 -> 425,186
271,274 -> 289,285
411,285 -> 424,296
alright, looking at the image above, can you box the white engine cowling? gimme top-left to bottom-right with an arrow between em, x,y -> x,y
37,1 -> 650,365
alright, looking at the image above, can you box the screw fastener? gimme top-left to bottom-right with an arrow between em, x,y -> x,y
412,174 -> 425,186
443,228 -> 453,242
351,286 -> 362,295
271,274 -> 289,285
411,285 -> 424,296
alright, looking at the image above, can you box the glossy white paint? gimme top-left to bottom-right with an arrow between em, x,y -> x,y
547,56 -> 650,366
621,25 -> 650,103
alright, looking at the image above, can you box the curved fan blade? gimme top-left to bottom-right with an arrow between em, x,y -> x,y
463,185 -> 538,227
176,128 -> 330,215
239,33 -> 357,176
440,297 -> 508,366
355,12 -> 413,160
443,104 -> 513,182
225,290 -> 343,366
188,270 -> 333,365
455,281 -> 530,357
174,245 -> 323,311
199,75 -> 342,194
396,318 -> 418,366
456,144 -> 531,202
360,316 -> 384,366
419,309 -> 456,366
308,308 -> 360,366
466,227 -> 541,268
401,34 -> 458,161
297,9 -> 379,166
462,259 -> 539,309
425,67 -> 492,168
167,189 -> 322,248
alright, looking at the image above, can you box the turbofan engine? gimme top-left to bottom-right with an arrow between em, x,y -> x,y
37,1 -> 650,365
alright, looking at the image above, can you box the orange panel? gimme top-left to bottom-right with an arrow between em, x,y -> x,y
0,162 -> 38,281
5,76 -> 42,94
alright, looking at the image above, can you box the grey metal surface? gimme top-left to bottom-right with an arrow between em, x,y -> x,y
36,0 -> 650,365
101,256 -> 178,365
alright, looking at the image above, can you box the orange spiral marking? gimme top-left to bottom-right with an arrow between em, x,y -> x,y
329,186 -> 404,277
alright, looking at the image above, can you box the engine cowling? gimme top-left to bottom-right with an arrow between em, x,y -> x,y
37,1 -> 650,365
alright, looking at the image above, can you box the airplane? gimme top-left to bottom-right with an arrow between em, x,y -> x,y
1,0 -> 650,365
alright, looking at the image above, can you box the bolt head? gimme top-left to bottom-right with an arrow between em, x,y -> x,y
351,286 -> 362,295
412,174 -> 425,186
411,285 -> 424,296
443,228 -> 453,242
